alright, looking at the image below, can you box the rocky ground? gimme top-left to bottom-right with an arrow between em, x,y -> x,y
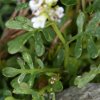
56,83 -> 100,100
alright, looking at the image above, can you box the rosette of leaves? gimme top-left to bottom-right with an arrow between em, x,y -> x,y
3,13 -> 63,99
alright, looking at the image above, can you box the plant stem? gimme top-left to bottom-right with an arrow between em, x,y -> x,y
52,23 -> 66,45
19,68 -> 61,74
67,33 -> 81,45
51,23 -> 81,45
64,44 -> 69,69
82,0 -> 86,12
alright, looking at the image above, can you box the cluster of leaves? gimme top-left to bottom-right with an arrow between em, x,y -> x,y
1,0 -> 100,99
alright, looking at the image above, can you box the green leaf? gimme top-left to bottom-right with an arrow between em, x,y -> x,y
52,81 -> 63,92
67,57 -> 80,76
93,0 -> 100,11
13,82 -> 42,100
13,82 -> 33,94
36,58 -> 44,68
28,74 -> 36,87
61,0 -> 76,6
18,73 -> 26,83
8,32 -> 34,54
11,77 -> 20,89
5,96 -> 15,100
42,27 -> 55,42
34,32 -> 45,57
53,48 -> 64,67
16,3 -> 28,11
6,19 -> 22,29
7,57 -> 19,68
95,27 -> 100,39
85,12 -> 100,38
22,52 -> 34,69
74,65 -> 100,88
17,58 -> 25,69
15,16 -> 32,26
87,37 -> 98,59
77,12 -> 85,33
74,37 -> 82,58
2,67 -> 20,77
2,89 -> 12,96
6,16 -> 33,31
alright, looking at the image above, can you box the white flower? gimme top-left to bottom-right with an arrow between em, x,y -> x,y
29,0 -> 43,15
29,0 -> 65,28
45,0 -> 58,6
49,6 -> 64,22
55,6 -> 64,18
31,14 -> 47,28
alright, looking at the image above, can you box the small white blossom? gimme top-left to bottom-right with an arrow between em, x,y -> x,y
49,6 -> 64,22
29,0 -> 43,15
45,0 -> 58,6
29,0 -> 64,28
31,14 -> 47,28
55,6 -> 64,18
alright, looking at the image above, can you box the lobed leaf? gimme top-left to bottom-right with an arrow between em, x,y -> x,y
74,65 -> 100,88
53,48 -> 64,67
36,58 -> 44,68
34,32 -> 45,57
74,37 -> 82,58
85,12 -> 100,38
52,81 -> 63,92
76,12 -> 85,33
8,32 -> 34,54
18,73 -> 26,84
6,16 -> 33,31
42,27 -> 55,42
2,67 -> 20,77
22,52 -> 34,69
87,37 -> 98,59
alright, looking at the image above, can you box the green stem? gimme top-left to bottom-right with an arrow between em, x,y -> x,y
67,33 -> 81,45
52,23 -> 66,44
63,33 -> 81,69
82,0 -> 86,12
19,68 -> 60,74
64,44 -> 69,69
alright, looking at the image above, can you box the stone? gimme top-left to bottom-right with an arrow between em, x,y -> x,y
56,83 -> 100,100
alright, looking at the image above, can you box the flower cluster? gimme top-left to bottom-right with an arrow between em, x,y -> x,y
29,0 -> 64,28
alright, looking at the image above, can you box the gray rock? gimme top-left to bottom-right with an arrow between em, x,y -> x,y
56,83 -> 100,100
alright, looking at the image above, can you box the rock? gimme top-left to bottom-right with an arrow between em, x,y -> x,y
56,83 -> 100,100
